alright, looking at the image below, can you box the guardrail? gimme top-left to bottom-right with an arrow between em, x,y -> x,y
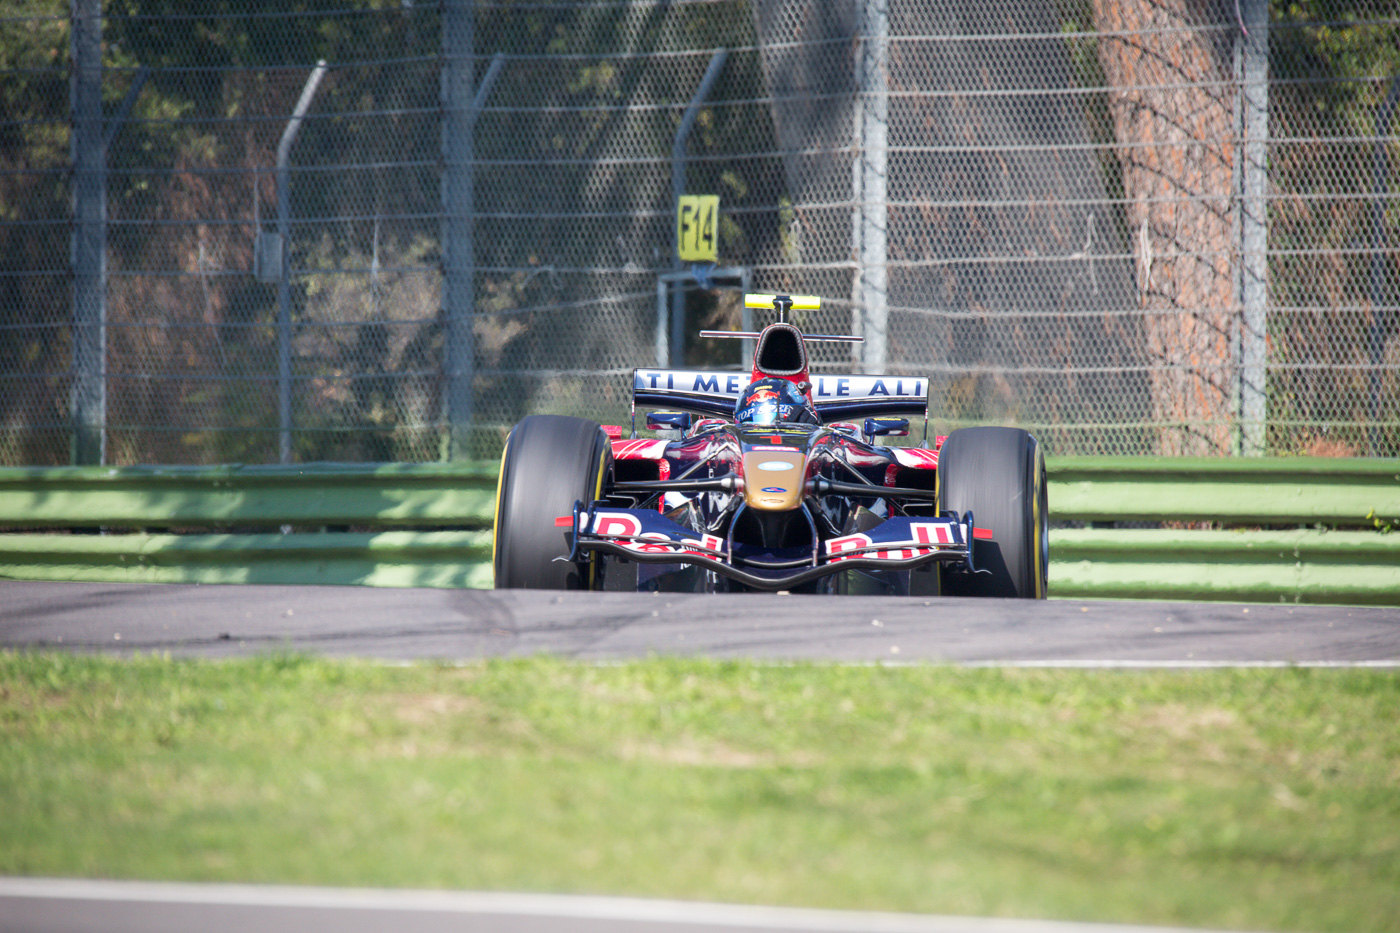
1047,457 -> 1400,606
0,462 -> 498,589
0,530 -> 493,589
1048,528 -> 1400,606
0,462 -> 499,528
1,458 -> 1397,604
1048,457 -> 1400,526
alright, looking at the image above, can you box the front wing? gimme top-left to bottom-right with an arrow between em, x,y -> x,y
564,505 -> 976,591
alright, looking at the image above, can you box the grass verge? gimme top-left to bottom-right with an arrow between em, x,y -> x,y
1,652 -> 1397,932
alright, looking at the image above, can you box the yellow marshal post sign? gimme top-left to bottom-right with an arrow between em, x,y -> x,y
676,194 -> 719,262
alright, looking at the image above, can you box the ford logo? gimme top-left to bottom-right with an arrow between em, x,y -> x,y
761,486 -> 787,493
755,461 -> 793,471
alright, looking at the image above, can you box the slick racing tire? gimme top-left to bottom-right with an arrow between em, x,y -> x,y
494,415 -> 612,590
936,426 -> 1047,599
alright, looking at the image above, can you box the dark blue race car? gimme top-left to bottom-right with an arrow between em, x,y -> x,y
493,294 -> 1047,598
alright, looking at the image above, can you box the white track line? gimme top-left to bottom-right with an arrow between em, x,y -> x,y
387,659 -> 1400,671
0,878 -> 1250,933
955,660 -> 1400,669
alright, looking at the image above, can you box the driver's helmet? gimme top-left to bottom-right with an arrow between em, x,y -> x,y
734,377 -> 819,427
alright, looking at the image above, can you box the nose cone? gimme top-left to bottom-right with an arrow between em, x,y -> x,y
741,451 -> 805,511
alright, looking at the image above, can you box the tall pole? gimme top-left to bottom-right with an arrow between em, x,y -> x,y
1239,0 -> 1268,455
1370,76 -> 1400,456
274,61 -> 326,465
70,0 -> 105,465
671,49 -> 727,368
441,0 -> 474,458
853,0 -> 889,374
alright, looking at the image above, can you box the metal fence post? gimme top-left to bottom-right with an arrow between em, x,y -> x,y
441,0 -> 475,459
853,0 -> 888,375
275,60 -> 327,465
1370,76 -> 1400,456
1239,0 -> 1269,456
671,49 -> 727,368
69,0 -> 105,466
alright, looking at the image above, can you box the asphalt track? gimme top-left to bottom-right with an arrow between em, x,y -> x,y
1,580 -> 1398,663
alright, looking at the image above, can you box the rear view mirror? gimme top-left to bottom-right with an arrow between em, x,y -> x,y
864,417 -> 909,440
647,410 -> 693,432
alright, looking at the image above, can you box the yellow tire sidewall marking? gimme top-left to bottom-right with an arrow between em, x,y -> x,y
491,434 -> 511,586
1032,443 -> 1046,600
588,439 -> 608,590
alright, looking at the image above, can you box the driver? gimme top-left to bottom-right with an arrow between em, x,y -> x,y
733,377 -> 819,426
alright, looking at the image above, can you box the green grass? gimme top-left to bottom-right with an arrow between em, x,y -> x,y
1,653 -> 1397,932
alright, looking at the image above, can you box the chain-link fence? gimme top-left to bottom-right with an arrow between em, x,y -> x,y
2,0 -> 1397,465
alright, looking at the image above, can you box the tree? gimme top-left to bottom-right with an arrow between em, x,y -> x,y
1091,0 -> 1238,454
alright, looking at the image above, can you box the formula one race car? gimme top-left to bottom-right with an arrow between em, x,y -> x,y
493,294 -> 1046,598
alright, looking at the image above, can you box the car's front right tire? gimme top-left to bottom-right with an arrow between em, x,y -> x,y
493,415 -> 612,589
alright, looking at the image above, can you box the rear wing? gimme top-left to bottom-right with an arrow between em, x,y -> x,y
812,374 -> 929,420
631,369 -> 929,421
633,369 -> 745,417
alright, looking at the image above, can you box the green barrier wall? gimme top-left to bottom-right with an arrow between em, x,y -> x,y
1045,457 -> 1400,605
1048,457 -> 1400,525
0,462 -> 500,528
0,530 -> 493,589
1049,528 -> 1400,606
1,458 -> 1397,604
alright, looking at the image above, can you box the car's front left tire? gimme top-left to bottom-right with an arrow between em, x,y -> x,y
935,426 -> 1047,599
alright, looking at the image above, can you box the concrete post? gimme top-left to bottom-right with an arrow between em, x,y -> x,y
852,0 -> 888,374
1239,0 -> 1269,455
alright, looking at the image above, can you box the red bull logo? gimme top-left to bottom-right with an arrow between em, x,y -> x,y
749,387 -> 780,402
